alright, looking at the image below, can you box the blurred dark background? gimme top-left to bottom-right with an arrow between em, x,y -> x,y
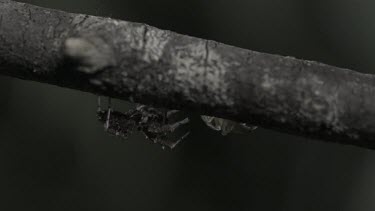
1,0 -> 375,210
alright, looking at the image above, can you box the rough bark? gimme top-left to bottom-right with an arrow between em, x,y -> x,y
1,0 -> 375,149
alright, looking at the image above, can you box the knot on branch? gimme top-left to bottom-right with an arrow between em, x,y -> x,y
63,36 -> 115,74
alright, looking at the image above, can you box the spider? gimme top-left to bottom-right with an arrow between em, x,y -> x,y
97,97 -> 258,149
96,97 -> 190,149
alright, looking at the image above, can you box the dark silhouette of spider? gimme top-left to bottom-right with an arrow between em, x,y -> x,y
96,97 -> 190,149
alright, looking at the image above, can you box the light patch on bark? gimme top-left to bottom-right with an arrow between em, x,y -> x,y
142,27 -> 170,62
126,25 -> 145,50
295,75 -> 346,132
63,37 -> 115,73
261,70 -> 278,95
171,41 -> 234,106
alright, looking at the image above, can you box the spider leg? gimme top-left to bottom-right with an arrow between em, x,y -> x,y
166,110 -> 179,118
166,117 -> 189,132
162,109 -> 180,124
97,96 -> 102,113
142,114 -> 190,149
105,97 -> 112,131
157,117 -> 190,149
162,131 -> 190,149
232,123 -> 258,134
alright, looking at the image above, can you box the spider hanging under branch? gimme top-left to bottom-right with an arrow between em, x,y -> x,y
96,97 -> 190,149
96,97 -> 257,149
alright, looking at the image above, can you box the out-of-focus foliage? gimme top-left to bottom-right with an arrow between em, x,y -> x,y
1,0 -> 375,210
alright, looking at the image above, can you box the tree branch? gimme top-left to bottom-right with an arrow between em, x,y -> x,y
1,0 -> 375,149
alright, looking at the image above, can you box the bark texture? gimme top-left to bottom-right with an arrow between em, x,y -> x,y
1,0 -> 375,149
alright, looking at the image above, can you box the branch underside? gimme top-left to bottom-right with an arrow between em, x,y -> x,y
1,0 -> 375,149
